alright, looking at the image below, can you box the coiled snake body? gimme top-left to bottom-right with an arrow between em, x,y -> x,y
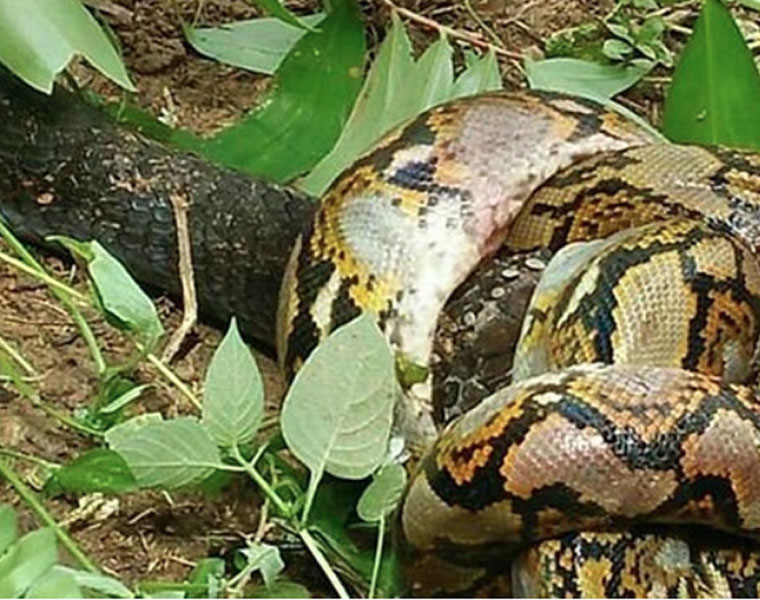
277,91 -> 760,596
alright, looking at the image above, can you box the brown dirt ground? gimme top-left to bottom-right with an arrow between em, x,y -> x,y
0,0 -> 715,593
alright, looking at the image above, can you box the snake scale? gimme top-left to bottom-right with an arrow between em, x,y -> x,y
276,90 -> 760,597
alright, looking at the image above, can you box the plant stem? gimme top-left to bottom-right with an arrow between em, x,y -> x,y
0,221 -> 107,374
0,458 -> 99,573
0,335 -> 37,376
143,350 -> 201,411
299,529 -> 350,599
0,449 -> 60,470
368,517 -> 386,599
231,445 -> 290,516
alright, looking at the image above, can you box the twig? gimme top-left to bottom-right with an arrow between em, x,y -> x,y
161,192 -> 198,364
462,0 -> 505,49
383,0 -> 523,60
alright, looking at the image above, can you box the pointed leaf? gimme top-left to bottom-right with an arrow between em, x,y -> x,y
239,543 -> 284,588
200,0 -> 365,181
663,0 -> 760,149
452,49 -> 502,97
281,314 -> 395,482
202,318 -> 264,447
184,14 -> 324,75
109,417 -> 222,489
250,0 -> 318,31
104,413 -> 164,447
0,528 -> 57,598
525,57 -> 650,100
54,449 -> 137,494
0,0 -> 134,93
24,568 -> 81,598
0,505 -> 17,556
357,463 -> 407,522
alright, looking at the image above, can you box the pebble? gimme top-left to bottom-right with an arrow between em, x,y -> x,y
501,267 -> 520,280
490,286 -> 506,299
462,311 -> 477,326
525,257 -> 547,271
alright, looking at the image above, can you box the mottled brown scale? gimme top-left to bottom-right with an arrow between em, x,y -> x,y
402,365 -> 760,595
513,219 -> 760,382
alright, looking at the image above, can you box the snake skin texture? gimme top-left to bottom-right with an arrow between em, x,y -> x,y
281,91 -> 760,596
277,90 -> 654,444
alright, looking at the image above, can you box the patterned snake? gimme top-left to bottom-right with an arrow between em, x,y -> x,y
276,90 -> 760,596
4,78 -> 760,596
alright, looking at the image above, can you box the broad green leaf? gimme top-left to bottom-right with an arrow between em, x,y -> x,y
187,558 -> 225,598
452,49 -> 501,97
202,318 -> 264,448
407,35 -> 454,110
250,0 -> 318,31
356,463 -> 407,522
249,580 -> 311,598
24,568 -> 81,598
239,543 -> 284,588
282,314 -> 395,485
52,566 -> 133,599
52,237 -> 164,346
663,0 -> 760,149
299,15 -> 504,196
184,14 -> 324,75
0,505 -> 17,556
0,0 -> 134,94
89,241 -> 164,345
99,383 -> 151,414
109,417 -> 222,489
200,0 -> 365,181
54,449 -> 137,494
297,13 -> 414,196
0,528 -> 57,597
104,413 -> 163,447
524,57 -> 650,100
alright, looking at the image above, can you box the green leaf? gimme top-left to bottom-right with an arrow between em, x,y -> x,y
662,0 -> 760,149
0,505 -> 18,556
200,0 -> 365,181
184,14 -> 324,75
452,49 -> 502,97
238,543 -> 284,588
356,463 -> 407,522
24,568 -> 81,598
0,528 -> 57,598
187,558 -> 225,598
0,0 -> 134,93
52,566 -> 133,599
109,417 -> 222,489
250,0 -> 318,31
54,449 -> 137,495
202,318 -> 264,448
524,56 -> 650,100
602,38 -> 633,60
104,413 -> 164,447
53,238 -> 164,347
99,383 -> 152,414
281,314 -> 395,484
299,15 -> 504,196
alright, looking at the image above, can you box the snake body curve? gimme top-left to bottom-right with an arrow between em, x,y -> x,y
277,91 -> 760,596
